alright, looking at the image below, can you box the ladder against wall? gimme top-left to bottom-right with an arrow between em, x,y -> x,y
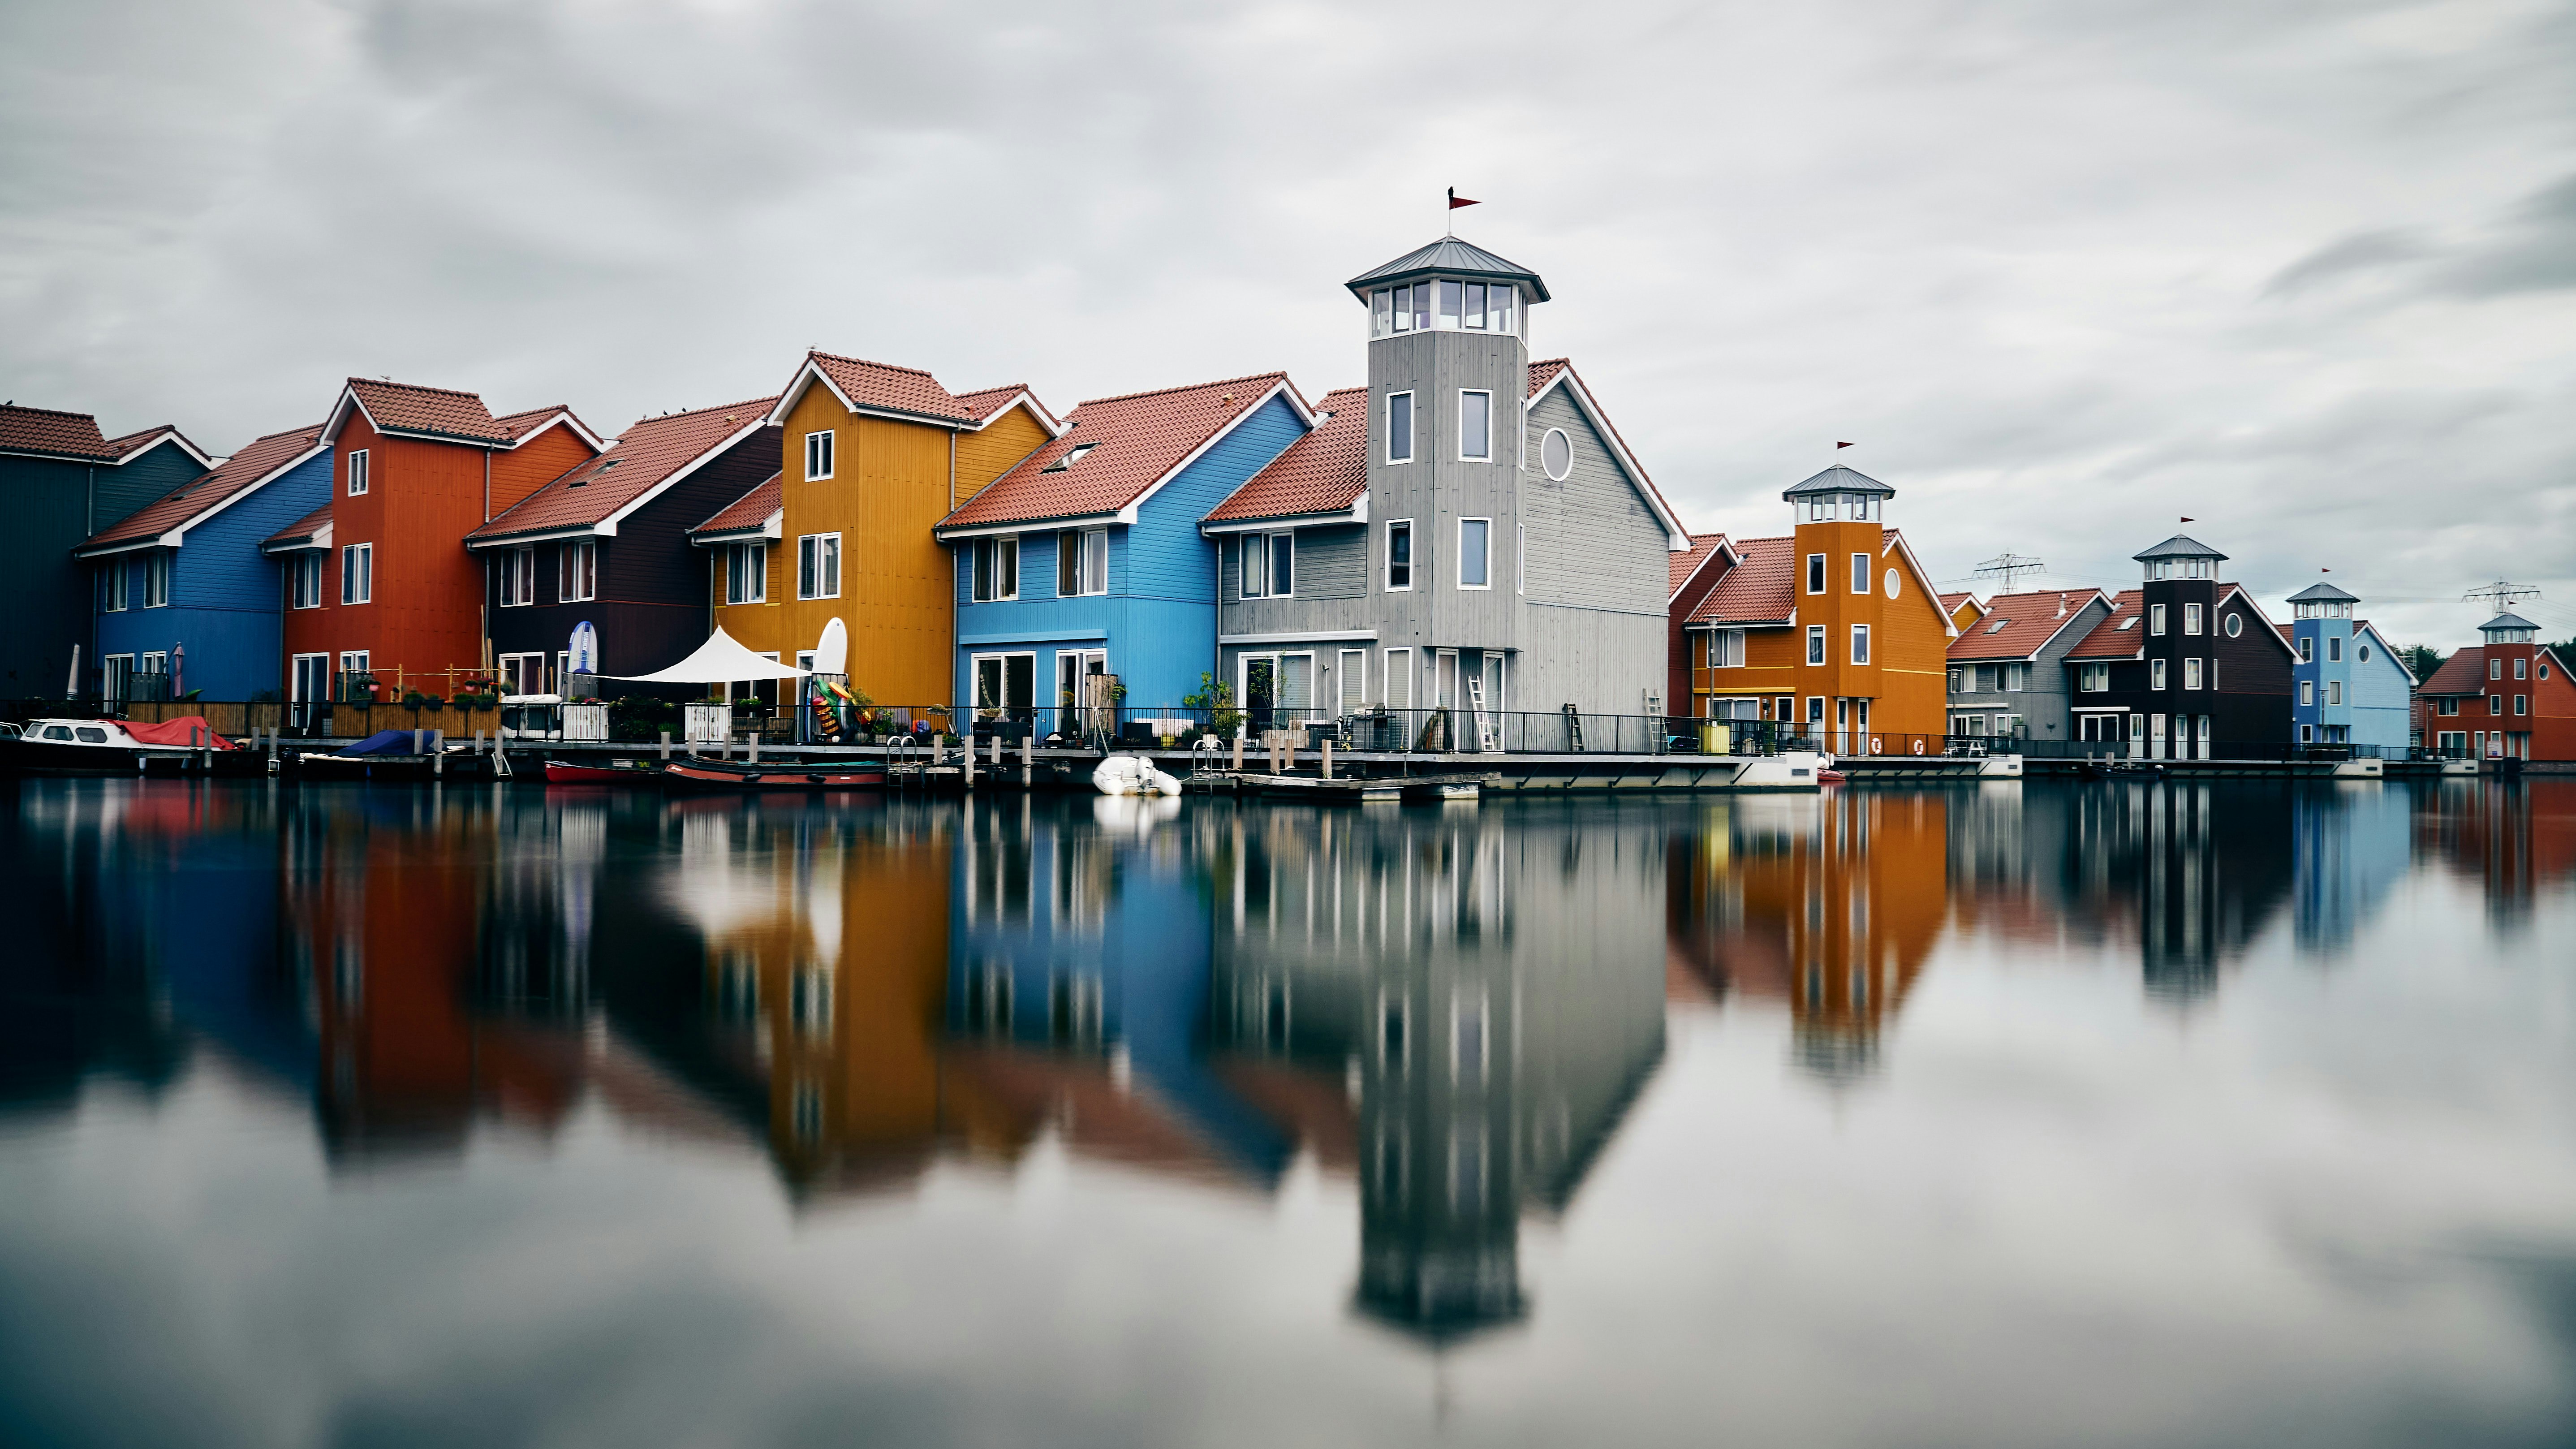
1561,703 -> 1584,752
1467,674 -> 1499,752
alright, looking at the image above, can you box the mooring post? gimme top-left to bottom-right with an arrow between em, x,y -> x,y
1021,733 -> 1032,789
962,734 -> 975,786
1232,733 -> 1244,772
659,730 -> 670,761
412,728 -> 423,756
750,733 -> 760,764
1322,739 -> 1334,781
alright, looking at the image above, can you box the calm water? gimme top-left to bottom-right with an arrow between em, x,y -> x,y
4,776 -> 2575,1449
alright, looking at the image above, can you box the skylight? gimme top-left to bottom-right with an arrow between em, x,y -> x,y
1042,443 -> 1098,473
2117,617 -> 2139,630
567,460 -> 620,488
1986,618 -> 2011,633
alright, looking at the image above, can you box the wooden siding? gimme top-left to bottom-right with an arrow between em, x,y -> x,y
282,410 -> 499,688
770,380 -> 960,707
1689,522 -> 1951,737
953,406 -> 1051,506
490,423 -> 597,516
1130,393 -> 1307,604
1522,389 -> 1663,617
1946,595 -> 2110,744
1,439 -> 206,698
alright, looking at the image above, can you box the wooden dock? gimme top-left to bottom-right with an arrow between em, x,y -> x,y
1184,770 -> 1487,803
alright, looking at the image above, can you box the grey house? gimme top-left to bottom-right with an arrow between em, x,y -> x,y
1200,237 -> 1689,745
1944,587 -> 2112,744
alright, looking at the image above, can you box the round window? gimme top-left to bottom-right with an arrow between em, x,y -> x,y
2224,612 -> 2243,637
2358,643 -> 2370,662
1541,427 -> 1573,481
1882,568 -> 1900,599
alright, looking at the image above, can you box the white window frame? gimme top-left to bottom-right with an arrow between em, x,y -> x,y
1384,519 -> 1413,591
1386,391 -> 1414,465
1337,648 -> 1369,712
1806,553 -> 1826,595
2185,657 -> 2203,690
289,552 -> 323,610
497,651 -> 548,697
1383,647 -> 1413,709
498,545 -> 534,607
1516,523 -> 1525,595
1058,527 -> 1108,597
1851,553 -> 1870,595
1709,629 -> 1746,668
971,535 -> 1020,603
803,429 -> 834,481
346,448 -> 369,496
1806,625 -> 1826,665
1851,624 -> 1871,665
2150,603 -> 2167,636
1240,531 -> 1295,599
726,541 -> 766,604
1540,427 -> 1573,482
560,539 -> 596,603
340,543 -> 372,605
2184,602 -> 2204,635
2151,658 -> 2167,691
340,649 -> 370,678
798,532 -> 841,600
1456,518 -> 1492,591
101,561 -> 129,612
142,552 -> 171,608
1457,389 -> 1492,462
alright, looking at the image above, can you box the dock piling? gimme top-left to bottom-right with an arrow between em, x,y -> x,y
659,731 -> 670,761
1322,740 -> 1333,780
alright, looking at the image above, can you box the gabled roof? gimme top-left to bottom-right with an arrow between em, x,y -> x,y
262,501 -> 335,554
1947,589 -> 2109,662
955,384 -> 1063,436
469,398 -> 778,546
2066,590 -> 2147,659
1203,386 -> 1368,526
1783,463 -> 1893,499
2287,582 -> 2358,604
0,404 -> 208,466
493,404 -> 607,452
690,473 -> 783,541
938,372 -> 1307,535
1345,235 -> 1549,303
2420,648 -> 2493,696
330,377 -> 515,444
1526,359 -> 1689,550
1686,535 -> 1796,625
1940,591 -> 1981,613
765,350 -> 976,429
75,424 -> 328,557
1669,533 -> 1737,603
2134,534 -> 2226,561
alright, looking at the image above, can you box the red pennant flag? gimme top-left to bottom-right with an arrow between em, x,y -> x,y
1447,187 -> 1479,211
1836,441 -> 1853,449
2180,517 -> 2195,522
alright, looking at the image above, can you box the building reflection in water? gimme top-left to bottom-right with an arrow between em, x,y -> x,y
2414,777 -> 2576,934
1207,804 -> 1669,1344
1667,793 -> 1947,1079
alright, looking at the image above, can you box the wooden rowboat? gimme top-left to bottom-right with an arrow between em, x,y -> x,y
543,759 -> 659,785
659,760 -> 887,791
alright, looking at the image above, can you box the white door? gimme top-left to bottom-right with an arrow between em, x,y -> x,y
1338,649 -> 1367,716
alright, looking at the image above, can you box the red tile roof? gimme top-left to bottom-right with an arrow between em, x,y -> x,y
805,351 -> 974,423
692,472 -> 782,537
493,405 -> 593,444
940,372 -> 1295,531
1669,533 -> 1732,600
0,403 -> 112,459
955,385 -> 1041,427
2066,589 -> 2147,659
1204,386 -> 1367,524
100,423 -> 204,462
1948,589 -> 2108,662
81,425 -> 325,551
345,377 -> 513,443
1526,358 -> 1568,398
1686,535 -> 1796,624
471,398 -> 776,543
265,501 -> 334,548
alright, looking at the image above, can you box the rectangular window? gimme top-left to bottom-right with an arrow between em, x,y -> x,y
1436,280 -> 1460,329
2184,603 -> 2203,635
498,546 -> 534,607
1464,282 -> 1486,329
726,542 -> 766,604
1710,629 -> 1745,668
970,536 -> 1018,603
2151,658 -> 2166,690
1240,531 -> 1294,598
798,533 -> 840,599
2513,656 -> 2526,679
1492,285 -> 1515,335
1457,518 -> 1490,589
2150,603 -> 2167,635
2211,659 -> 2220,690
2301,723 -> 2314,744
1387,392 -> 1414,464
1385,519 -> 1413,591
1391,284 -> 1413,332
1806,697 -> 1825,725
2300,680 -> 2314,707
2185,657 -> 2203,690
1806,625 -> 1826,665
341,649 -> 369,678
2516,694 -> 2528,716
1851,553 -> 1871,595
1057,528 -> 1107,596
140,553 -> 170,608
2328,680 -> 2343,705
2490,658 -> 2502,680
1383,648 -> 1413,708
1372,289 -> 1392,336
101,561 -> 129,612
1776,695 -> 1794,720
1806,554 -> 1826,594
340,543 -> 372,604
2080,663 -> 2109,692
560,539 -> 596,602
1516,523 -> 1525,594
1851,625 -> 1870,665
289,552 -> 322,609
2327,635 -> 2342,662
346,449 -> 369,496
2300,637 -> 2314,663
1458,390 -> 1491,461
804,430 -> 834,480
2490,695 -> 2503,715
1947,667 -> 1961,693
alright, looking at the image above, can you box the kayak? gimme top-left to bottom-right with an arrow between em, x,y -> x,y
660,760 -> 887,791
544,759 -> 659,784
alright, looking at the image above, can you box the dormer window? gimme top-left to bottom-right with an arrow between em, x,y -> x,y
1042,443 -> 1098,473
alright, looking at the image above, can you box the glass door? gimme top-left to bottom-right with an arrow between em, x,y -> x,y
1244,656 -> 1277,734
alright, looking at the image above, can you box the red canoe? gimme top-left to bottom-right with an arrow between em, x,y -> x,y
660,760 -> 887,791
544,759 -> 658,784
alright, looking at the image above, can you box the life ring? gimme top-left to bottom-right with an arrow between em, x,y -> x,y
1870,736 -> 1882,755
1912,739 -> 1925,755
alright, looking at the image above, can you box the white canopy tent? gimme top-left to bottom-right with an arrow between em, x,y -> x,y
604,626 -> 807,684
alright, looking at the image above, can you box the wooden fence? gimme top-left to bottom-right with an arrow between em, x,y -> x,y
123,699 -> 505,739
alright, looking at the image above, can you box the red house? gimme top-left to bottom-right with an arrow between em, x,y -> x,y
263,378 -> 599,712
2414,613 -> 2575,762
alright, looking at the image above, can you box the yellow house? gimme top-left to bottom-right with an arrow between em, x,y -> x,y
691,353 -> 1055,708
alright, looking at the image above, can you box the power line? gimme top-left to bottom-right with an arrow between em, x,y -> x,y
2462,579 -> 2543,615
1973,552 -> 2048,595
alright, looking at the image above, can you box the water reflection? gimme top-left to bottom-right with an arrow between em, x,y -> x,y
4,776 -> 2576,1446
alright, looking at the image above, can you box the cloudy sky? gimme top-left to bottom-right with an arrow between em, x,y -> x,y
3,0 -> 2569,648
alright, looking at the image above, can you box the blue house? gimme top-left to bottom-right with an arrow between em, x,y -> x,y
1,403 -> 212,698
2286,581 -> 2412,753
933,373 -> 1312,731
71,424 -> 332,701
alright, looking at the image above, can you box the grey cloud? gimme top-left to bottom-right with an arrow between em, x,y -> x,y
2437,172 -> 2576,297
2265,229 -> 2434,298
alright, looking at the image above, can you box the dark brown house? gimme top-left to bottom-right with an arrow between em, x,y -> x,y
465,397 -> 780,694
2059,535 -> 2296,758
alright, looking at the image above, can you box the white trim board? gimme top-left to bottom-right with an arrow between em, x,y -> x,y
1219,629 -> 1380,646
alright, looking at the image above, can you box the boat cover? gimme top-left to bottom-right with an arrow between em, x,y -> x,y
338,729 -> 427,757
124,716 -> 237,750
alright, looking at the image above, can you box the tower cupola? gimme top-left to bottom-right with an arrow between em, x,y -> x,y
2480,612 -> 2538,644
2287,581 -> 2357,620
1783,462 -> 1894,526
2133,535 -> 2226,582
1347,237 -> 1546,343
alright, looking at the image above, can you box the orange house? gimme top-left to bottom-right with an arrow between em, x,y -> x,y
265,378 -> 599,707
1679,464 -> 1956,751
690,354 -> 1055,709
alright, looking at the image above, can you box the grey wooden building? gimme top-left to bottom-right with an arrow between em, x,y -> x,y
1201,237 -> 1689,744
1943,587 -> 2113,745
